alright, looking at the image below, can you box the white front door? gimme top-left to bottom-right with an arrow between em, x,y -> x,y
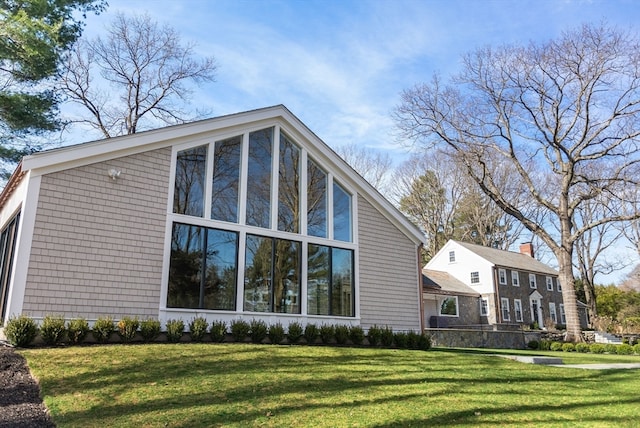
529,291 -> 544,328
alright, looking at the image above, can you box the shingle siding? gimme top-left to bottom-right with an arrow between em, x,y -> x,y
358,196 -> 421,331
22,147 -> 171,319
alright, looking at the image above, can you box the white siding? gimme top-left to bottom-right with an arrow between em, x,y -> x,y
426,241 -> 495,294
22,147 -> 171,319
358,196 -> 421,331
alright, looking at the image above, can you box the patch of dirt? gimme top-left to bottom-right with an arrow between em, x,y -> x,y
0,343 -> 55,427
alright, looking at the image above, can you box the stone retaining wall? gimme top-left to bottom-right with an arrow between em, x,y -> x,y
426,328 -> 540,349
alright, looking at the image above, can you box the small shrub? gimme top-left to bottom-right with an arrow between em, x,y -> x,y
527,340 -> 539,350
230,319 -> 250,342
4,315 -> 38,347
561,343 -> 575,352
210,320 -> 227,343
165,319 -> 185,343
117,316 -> 139,343
617,344 -> 634,355
92,316 -> 115,343
633,344 -> 640,355
189,317 -> 209,342
406,331 -> 422,349
287,322 -> 303,344
380,326 -> 394,347
304,323 -> 319,344
349,326 -> 365,345
249,319 -> 268,344
41,315 -> 67,346
417,333 -> 432,351
549,342 -> 563,351
604,343 -> 618,354
319,324 -> 335,344
589,343 -> 605,354
67,318 -> 89,345
268,322 -> 285,344
367,325 -> 382,346
140,319 -> 161,342
393,331 -> 409,348
539,340 -> 552,351
575,343 -> 590,353
334,325 -> 349,345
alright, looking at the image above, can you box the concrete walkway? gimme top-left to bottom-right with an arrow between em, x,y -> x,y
496,354 -> 640,370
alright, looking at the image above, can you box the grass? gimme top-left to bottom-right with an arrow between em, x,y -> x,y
20,344 -> 640,427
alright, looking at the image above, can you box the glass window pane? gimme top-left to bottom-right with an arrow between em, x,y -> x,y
333,182 -> 352,242
273,239 -> 300,313
174,145 -> 207,217
307,244 -> 329,315
211,136 -> 241,223
307,160 -> 327,238
246,128 -> 273,228
440,297 -> 457,316
203,229 -> 238,310
244,234 -> 272,312
278,133 -> 300,233
167,223 -> 203,308
331,248 -> 353,316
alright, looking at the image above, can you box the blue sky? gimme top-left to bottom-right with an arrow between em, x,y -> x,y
72,0 -> 640,282
73,0 -> 640,156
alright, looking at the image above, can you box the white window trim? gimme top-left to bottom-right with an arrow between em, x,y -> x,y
498,268 -> 507,285
557,281 -> 562,292
546,276 -> 553,291
449,250 -> 456,263
480,298 -> 489,316
162,123 -> 360,321
529,273 -> 537,289
470,271 -> 480,284
501,298 -> 510,322
559,304 -> 566,324
549,302 -> 557,324
439,296 -> 459,317
511,271 -> 520,287
514,299 -> 523,322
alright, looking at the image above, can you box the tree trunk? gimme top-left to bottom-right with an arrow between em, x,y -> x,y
557,249 -> 582,342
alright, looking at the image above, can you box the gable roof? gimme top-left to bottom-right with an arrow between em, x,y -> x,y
4,105 -> 425,245
422,269 -> 480,297
454,240 -> 558,276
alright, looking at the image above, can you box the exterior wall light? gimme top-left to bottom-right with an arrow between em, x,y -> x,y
107,168 -> 121,180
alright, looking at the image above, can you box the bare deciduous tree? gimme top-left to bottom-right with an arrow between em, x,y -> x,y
394,151 -> 523,262
61,13 -> 217,138
334,143 -> 393,194
394,24 -> 640,342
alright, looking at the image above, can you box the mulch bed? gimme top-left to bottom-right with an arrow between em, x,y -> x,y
0,343 -> 55,427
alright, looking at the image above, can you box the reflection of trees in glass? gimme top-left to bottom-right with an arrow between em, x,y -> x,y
307,159 -> 327,238
278,133 -> 300,233
211,136 -> 241,223
167,223 -> 237,310
244,235 -> 272,312
307,245 -> 353,316
274,239 -> 300,313
332,248 -> 353,316
307,244 -> 329,315
246,128 -> 273,228
333,182 -> 352,242
440,298 -> 457,316
244,234 -> 301,314
174,145 -> 206,216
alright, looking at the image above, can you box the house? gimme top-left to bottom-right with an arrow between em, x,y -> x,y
0,105 -> 426,332
423,240 -> 580,330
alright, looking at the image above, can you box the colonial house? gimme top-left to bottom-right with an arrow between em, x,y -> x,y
0,105 -> 426,332
423,240 -> 582,330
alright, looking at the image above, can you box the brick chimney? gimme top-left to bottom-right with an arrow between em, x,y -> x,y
520,242 -> 534,258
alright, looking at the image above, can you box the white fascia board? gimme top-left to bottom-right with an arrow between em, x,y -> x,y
22,105 -> 289,174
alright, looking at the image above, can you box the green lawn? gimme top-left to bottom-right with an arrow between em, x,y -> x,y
20,344 -> 640,427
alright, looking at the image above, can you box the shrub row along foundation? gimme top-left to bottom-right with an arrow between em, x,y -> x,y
3,315 -> 432,351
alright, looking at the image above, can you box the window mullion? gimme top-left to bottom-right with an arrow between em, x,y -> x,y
204,143 -> 215,219
238,133 -> 249,225
271,125 -> 280,230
